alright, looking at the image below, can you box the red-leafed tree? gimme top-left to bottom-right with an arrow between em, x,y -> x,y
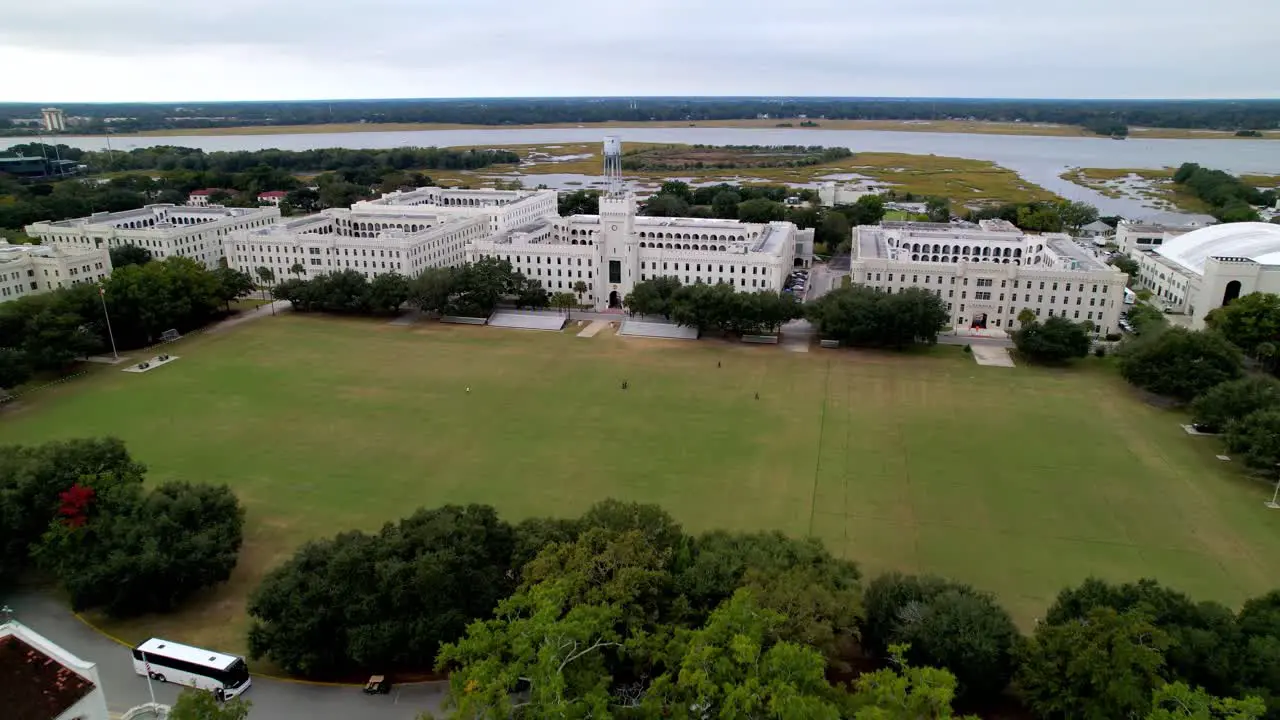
57,483 -> 95,528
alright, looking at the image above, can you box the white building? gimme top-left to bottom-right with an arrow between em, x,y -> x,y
817,181 -> 878,207
222,187 -> 555,283
469,193 -> 811,309
851,220 -> 1128,335
27,204 -> 280,270
0,618 -> 110,720
40,108 -> 67,132
1115,220 -> 1196,254
222,148 -> 813,312
0,241 -> 113,304
1128,222 -> 1280,327
257,191 -> 288,206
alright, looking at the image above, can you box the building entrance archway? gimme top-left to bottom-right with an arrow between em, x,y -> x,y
971,312 -> 988,330
609,290 -> 621,309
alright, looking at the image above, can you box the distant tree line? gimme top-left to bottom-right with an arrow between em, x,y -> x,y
0,257 -> 256,391
621,144 -> 853,171
3,98 -> 1278,134
0,144 -> 517,231
245,496 -> 1280,719
1172,163 -> 1277,222
0,437 -> 244,616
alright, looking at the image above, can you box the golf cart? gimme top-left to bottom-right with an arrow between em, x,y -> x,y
364,675 -> 391,695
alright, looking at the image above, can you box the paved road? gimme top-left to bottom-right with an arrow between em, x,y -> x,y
804,263 -> 842,303
3,590 -> 447,720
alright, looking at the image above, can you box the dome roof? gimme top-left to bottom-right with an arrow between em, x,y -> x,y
1155,222 -> 1280,275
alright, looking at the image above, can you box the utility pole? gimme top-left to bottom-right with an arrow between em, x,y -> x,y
98,284 -> 119,361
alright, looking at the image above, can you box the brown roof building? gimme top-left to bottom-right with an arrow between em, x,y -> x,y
0,620 -> 109,720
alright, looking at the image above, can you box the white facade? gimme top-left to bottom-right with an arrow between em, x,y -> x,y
1128,222 -> 1280,327
40,108 -> 67,132
817,181 -> 878,207
851,221 -> 1128,335
27,204 -> 280,270
469,192 -> 812,310
0,619 -> 110,720
222,169 -> 812,312
0,241 -> 113,304
1115,221 -> 1194,254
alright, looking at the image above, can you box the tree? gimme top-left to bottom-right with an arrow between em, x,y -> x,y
807,285 -> 949,349
284,187 -> 320,213
1128,303 -> 1168,335
0,347 -> 31,390
641,590 -> 845,720
578,498 -> 686,553
711,190 -> 742,219
572,280 -> 589,302
816,210 -> 852,251
1204,293 -> 1280,357
658,180 -> 693,203
436,580 -> 622,719
289,262 -> 306,280
1109,255 -> 1140,279
1225,407 -> 1280,471
255,266 -> 275,304
0,438 -> 145,590
1016,203 -> 1064,233
1017,307 -> 1038,328
642,194 -> 690,217
737,198 -> 786,223
623,277 -> 682,319
211,267 -> 255,311
513,277 -> 549,310
1016,608 -> 1169,720
840,194 -> 888,227
549,291 -> 577,319
409,266 -> 457,315
248,504 -> 515,677
558,189 -> 601,216
1147,682 -> 1265,720
925,197 -> 951,223
1045,578 -> 1242,699
1013,316 -> 1094,363
1059,201 -> 1101,235
366,272 -> 410,313
1190,377 -> 1280,434
108,244 -> 153,268
849,645 -> 978,719
1118,327 -> 1242,401
168,687 -> 251,720
862,574 -> 1018,701
36,481 -> 244,616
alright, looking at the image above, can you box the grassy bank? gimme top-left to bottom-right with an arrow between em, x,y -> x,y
1060,167 -> 1280,214
3,316 -> 1279,654
430,143 -> 1059,205
116,118 -> 1280,140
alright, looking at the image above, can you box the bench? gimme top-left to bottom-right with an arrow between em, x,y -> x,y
440,316 -> 488,325
819,339 -> 840,349
741,335 -> 779,345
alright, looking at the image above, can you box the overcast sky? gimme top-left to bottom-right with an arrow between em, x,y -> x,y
1,0 -> 1276,103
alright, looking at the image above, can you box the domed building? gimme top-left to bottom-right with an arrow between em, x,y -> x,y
1131,222 -> 1280,327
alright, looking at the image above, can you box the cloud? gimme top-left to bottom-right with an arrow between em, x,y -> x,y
0,0 -> 1275,101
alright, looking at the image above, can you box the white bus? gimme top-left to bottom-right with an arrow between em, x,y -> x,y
131,638 -> 252,699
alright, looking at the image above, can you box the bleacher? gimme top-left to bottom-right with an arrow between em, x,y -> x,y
618,320 -> 699,340
487,310 -> 567,332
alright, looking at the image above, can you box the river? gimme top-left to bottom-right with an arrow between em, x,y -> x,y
12,127 -> 1280,216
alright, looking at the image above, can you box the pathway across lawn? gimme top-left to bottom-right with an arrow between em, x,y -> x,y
3,315 -> 1278,653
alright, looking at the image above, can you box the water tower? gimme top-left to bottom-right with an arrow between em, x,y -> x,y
603,136 -> 624,197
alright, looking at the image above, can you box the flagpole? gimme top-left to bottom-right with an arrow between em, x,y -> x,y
141,649 -> 157,705
98,284 -> 119,361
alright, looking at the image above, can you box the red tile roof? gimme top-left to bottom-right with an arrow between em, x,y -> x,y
258,191 -> 288,198
0,635 -> 96,720
190,189 -> 215,196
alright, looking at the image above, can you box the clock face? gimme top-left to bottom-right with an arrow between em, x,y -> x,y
611,224 -> 618,231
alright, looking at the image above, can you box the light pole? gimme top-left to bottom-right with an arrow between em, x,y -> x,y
1267,463 -> 1280,509
98,284 -> 119,361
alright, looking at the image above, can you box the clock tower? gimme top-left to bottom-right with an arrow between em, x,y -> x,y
597,137 -> 637,310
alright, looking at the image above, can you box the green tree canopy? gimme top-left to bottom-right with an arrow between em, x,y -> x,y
1016,607 -> 1170,720
1190,376 -> 1280,434
1118,327 -> 1242,401
1014,316 -> 1094,363
1224,407 -> 1280,470
807,285 -> 950,349
1204,293 -> 1280,357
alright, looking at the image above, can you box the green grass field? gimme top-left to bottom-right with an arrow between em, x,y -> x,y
4,315 -> 1280,657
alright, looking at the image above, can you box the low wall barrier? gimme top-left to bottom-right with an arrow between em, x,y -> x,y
441,316 -> 488,325
742,334 -> 779,345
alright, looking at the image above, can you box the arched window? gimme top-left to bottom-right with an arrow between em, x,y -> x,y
912,254 -> 920,261
1223,280 -> 1242,306
943,245 -> 951,254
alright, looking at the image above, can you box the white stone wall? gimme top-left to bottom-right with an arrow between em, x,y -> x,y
0,242 -> 113,304
27,204 -> 280,270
